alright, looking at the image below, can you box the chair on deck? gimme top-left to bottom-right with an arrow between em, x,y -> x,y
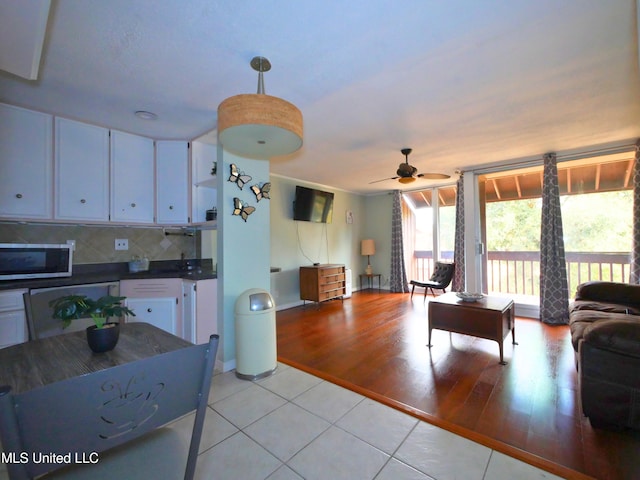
0,335 -> 219,480
410,261 -> 455,301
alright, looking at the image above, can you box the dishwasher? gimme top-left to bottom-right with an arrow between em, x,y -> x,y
24,282 -> 119,340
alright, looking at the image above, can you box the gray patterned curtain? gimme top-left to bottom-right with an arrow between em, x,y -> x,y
451,174 -> 465,292
539,152 -> 569,325
630,141 -> 640,284
390,190 -> 409,292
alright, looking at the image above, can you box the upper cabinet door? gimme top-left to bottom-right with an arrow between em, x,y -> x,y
156,141 -> 189,224
110,130 -> 154,223
55,118 -> 110,221
0,103 -> 52,219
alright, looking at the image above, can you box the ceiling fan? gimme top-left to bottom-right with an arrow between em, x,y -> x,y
370,148 -> 450,184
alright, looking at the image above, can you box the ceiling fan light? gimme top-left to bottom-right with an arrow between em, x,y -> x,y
398,177 -> 415,184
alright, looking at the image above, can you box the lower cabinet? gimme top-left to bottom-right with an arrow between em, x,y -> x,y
120,279 -> 183,338
125,297 -> 177,336
182,279 -> 217,345
0,289 -> 28,348
121,278 -> 217,343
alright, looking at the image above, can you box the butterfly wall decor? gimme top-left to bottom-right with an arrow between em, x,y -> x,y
228,163 -> 252,190
251,182 -> 271,202
232,197 -> 256,222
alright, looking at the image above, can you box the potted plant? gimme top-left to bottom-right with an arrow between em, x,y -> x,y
49,294 -> 136,353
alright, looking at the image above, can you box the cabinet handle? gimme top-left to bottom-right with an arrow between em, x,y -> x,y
131,203 -> 136,208
15,193 -> 22,199
80,199 -> 86,204
147,308 -> 152,313
169,205 -> 174,210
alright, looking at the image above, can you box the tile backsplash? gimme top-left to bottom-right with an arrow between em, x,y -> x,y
0,223 -> 198,264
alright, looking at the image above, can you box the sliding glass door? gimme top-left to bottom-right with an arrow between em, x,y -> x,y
402,185 -> 457,282
478,152 -> 634,304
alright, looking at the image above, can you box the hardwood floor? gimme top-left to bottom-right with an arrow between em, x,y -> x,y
276,290 -> 640,480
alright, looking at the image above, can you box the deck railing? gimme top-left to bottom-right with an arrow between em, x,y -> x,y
413,250 -> 631,298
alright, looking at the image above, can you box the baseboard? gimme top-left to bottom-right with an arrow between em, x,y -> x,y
220,358 -> 236,373
276,300 -> 305,311
515,303 -> 539,319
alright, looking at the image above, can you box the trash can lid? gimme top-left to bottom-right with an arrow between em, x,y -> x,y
235,288 -> 275,313
249,292 -> 273,311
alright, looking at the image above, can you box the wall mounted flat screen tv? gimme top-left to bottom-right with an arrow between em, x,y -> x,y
293,186 -> 334,223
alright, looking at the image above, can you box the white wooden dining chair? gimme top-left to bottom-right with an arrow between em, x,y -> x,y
0,334 -> 219,480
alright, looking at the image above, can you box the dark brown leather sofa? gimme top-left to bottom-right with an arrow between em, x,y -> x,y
569,281 -> 640,430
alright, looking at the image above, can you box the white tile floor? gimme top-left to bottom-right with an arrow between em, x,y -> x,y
170,363 -> 564,480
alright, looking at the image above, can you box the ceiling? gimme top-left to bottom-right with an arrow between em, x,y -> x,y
1,0 -> 640,195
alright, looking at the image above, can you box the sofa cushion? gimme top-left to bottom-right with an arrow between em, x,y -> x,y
569,309 -> 635,351
574,281 -> 640,309
570,299 -> 640,316
582,318 -> 640,359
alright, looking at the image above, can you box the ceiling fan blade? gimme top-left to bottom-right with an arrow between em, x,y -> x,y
369,176 -> 399,184
417,173 -> 451,180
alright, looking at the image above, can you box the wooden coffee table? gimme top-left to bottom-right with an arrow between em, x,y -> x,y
427,292 -> 517,364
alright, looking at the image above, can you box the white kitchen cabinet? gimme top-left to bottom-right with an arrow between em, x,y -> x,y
120,278 -> 183,339
182,281 -> 196,343
191,141 -> 217,225
0,289 -> 28,348
0,103 -> 52,220
156,141 -> 189,224
55,117 -> 110,221
183,278 -> 218,345
125,297 -> 177,336
110,130 -> 154,223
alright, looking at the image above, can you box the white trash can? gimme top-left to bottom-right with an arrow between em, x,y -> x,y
234,288 -> 277,380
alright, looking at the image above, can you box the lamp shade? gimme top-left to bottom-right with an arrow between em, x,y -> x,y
218,93 -> 303,159
361,239 -> 375,256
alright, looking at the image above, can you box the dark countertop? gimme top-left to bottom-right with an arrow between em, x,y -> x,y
0,259 -> 216,291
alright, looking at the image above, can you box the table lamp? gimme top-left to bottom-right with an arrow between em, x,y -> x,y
361,239 -> 375,275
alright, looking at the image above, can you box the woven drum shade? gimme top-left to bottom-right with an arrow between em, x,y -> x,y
218,94 -> 303,159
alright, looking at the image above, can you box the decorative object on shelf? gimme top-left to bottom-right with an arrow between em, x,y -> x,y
251,182 -> 271,201
232,197 -> 256,222
361,239 -> 376,275
206,207 -> 217,221
455,292 -> 484,302
211,161 -> 217,176
49,295 -> 136,352
228,163 -> 252,190
217,56 -> 303,159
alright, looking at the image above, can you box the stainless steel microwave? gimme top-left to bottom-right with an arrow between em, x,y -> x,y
0,243 -> 73,281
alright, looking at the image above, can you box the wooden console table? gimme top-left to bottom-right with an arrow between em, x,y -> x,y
299,264 -> 346,305
427,293 -> 517,365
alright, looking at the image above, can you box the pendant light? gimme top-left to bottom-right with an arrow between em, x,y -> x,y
217,56 -> 303,159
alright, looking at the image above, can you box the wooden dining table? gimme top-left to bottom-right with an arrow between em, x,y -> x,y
0,322 -> 192,394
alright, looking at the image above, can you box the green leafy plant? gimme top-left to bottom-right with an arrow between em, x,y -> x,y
49,295 -> 136,329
